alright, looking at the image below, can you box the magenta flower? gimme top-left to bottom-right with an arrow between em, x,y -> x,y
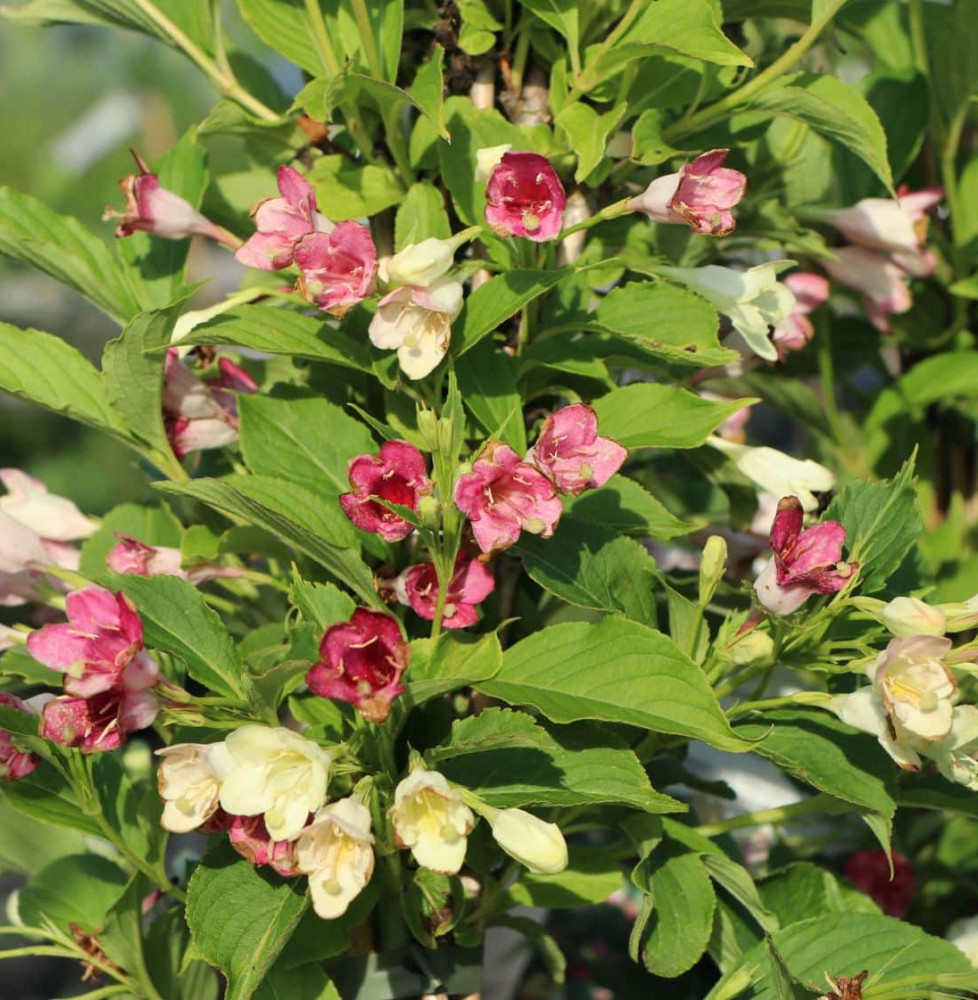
629,149 -> 746,236
39,683 -> 159,754
771,272 -> 830,357
485,152 -> 567,242
307,609 -> 409,724
236,166 -> 333,271
823,246 -> 912,334
454,441 -> 563,554
0,693 -> 40,781
339,440 -> 429,542
229,814 -> 301,877
529,403 -> 628,496
105,151 -> 234,244
754,496 -> 857,615
163,350 -> 257,460
107,533 -> 242,586
397,555 -> 496,629
293,222 -> 378,317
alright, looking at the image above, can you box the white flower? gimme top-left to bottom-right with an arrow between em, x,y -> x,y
833,686 -> 922,769
873,635 -> 956,742
389,769 -> 474,874
923,706 -> 978,791
484,807 -> 568,875
707,439 -> 835,512
879,597 -> 946,638
947,914 -> 978,968
474,144 -> 512,183
659,262 -> 796,361
368,278 -> 464,380
218,725 -> 331,841
0,469 -> 96,541
296,798 -> 374,919
156,741 -> 230,833
384,238 -> 456,288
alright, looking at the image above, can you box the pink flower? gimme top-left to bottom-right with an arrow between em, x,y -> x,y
105,150 -> 234,244
754,496 -> 857,615
293,222 -> 378,317
396,555 -> 496,629
339,440 -> 429,542
844,850 -> 915,918
485,152 -> 567,242
823,246 -> 912,334
236,166 -> 333,271
229,814 -> 301,877
0,693 -> 40,781
307,609 -> 409,724
163,350 -> 257,460
825,187 -> 942,261
628,149 -> 746,236
107,534 -> 242,586
39,683 -> 159,754
771,272 -> 830,356
453,441 -> 563,554
529,403 -> 628,496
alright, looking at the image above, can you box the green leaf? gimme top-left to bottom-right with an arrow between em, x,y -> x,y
290,574 -> 356,631
394,182 -> 452,251
431,708 -> 683,813
932,0 -> 978,119
478,618 -> 751,752
706,912 -> 978,1000
765,937 -> 817,1000
759,862 -> 881,928
506,844 -> 623,909
157,475 -> 379,606
700,853 -> 779,934
0,323 -> 126,435
239,395 -> 375,496
236,0 -> 320,74
554,101 -> 625,182
824,456 -> 922,593
593,383 -> 754,449
175,306 -> 371,371
630,109 -> 682,166
563,475 -> 701,540
102,307 -> 180,457
307,155 -> 405,221
0,762 -> 101,837
144,907 -> 221,1000
187,841 -> 310,1000
0,187 -> 138,322
521,0 -> 578,45
454,338 -> 527,453
408,45 -> 448,139
453,270 -> 566,356
744,73 -> 894,193
405,632 -> 503,706
113,574 -> 247,700
0,797 -> 90,876
515,520 -> 659,626
253,963 -> 341,1000
18,853 -> 128,933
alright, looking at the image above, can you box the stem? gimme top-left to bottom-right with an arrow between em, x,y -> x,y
558,196 -> 632,241
665,4 -> 844,142
694,792 -> 845,837
727,691 -> 832,719
350,0 -> 384,78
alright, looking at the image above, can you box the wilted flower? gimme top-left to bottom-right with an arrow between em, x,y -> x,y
529,403 -> 628,496
156,742 -> 230,833
389,769 -> 474,875
296,798 -> 375,919
293,222 -> 377,317
0,693 -> 40,781
105,150 -> 234,244
843,850 -> 915,917
823,246 -> 912,334
754,496 -> 856,615
454,441 -> 563,554
236,165 -> 333,270
163,350 -> 257,460
217,725 -> 331,842
628,149 -> 746,236
40,680 -> 159,754
229,814 -> 300,877
395,555 -> 495,629
485,152 -> 567,242
483,806 -> 568,875
660,262 -> 796,361
368,278 -> 464,380
107,534 -> 241,586
771,272 -> 830,356
307,609 -> 409,724
339,440 -> 429,542
709,440 -> 834,513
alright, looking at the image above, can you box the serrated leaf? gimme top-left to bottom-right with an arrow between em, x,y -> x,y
563,475 -> 700,539
408,45 -> 448,139
405,631 -> 503,706
307,155 -> 405,221
289,573 -> 355,630
394,182 -> 451,250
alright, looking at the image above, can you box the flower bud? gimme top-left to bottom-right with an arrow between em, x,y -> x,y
723,630 -> 774,667
386,238 -> 456,288
941,594 -> 978,633
879,597 -> 946,638
698,535 -> 727,606
485,807 -> 568,875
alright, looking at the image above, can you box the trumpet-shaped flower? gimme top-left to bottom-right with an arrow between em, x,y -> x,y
293,222 -> 377,317
107,534 -> 241,586
823,246 -> 913,334
389,769 -> 474,875
229,814 -> 300,877
339,440 -> 429,542
217,725 -> 331,842
879,597 -> 947,638
824,188 -> 942,263
307,609 -> 409,724
156,742 -> 230,833
296,798 -> 375,919
0,693 -> 40,781
529,403 -> 628,495
396,555 -> 495,629
485,152 -> 566,242
1,469 -> 96,542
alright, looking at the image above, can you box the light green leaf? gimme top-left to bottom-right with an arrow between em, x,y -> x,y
18,853 -> 128,933
478,618 -> 751,752
236,0 -> 320,74
506,845 -> 623,909
454,338 -> 527,453
409,45 -> 448,139
290,574 -> 356,630
932,0 -> 978,119
394,182 -> 452,251
760,862 -> 881,927
555,101 -> 625,182
307,155 -> 405,221
406,632 -> 503,706
563,475 -> 701,540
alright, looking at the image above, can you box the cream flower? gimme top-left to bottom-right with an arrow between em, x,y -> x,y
834,686 -> 922,769
156,742 -> 230,833
923,706 -> 978,791
873,635 -> 956,742
295,798 -> 375,920
389,769 -> 474,874
384,238 -> 456,288
879,597 -> 946,638
484,806 -> 568,875
474,144 -> 512,183
218,725 -> 331,841
947,913 -> 978,968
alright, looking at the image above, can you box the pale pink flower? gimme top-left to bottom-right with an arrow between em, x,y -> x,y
236,165 -> 333,270
107,533 -> 242,585
0,469 -> 96,542
339,440 -> 429,542
307,609 -> 409,724
396,555 -> 495,629
825,187 -> 942,262
529,403 -> 627,496
628,149 -> 746,236
754,496 -> 857,615
293,222 -> 377,317
229,814 -> 301,877
0,693 -> 40,781
454,441 -> 563,554
823,246 -> 912,334
105,150 -> 234,244
485,152 -> 567,242
772,272 -> 830,356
